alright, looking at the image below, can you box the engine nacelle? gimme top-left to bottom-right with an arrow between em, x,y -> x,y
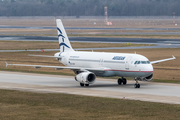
138,74 -> 153,81
75,71 -> 96,84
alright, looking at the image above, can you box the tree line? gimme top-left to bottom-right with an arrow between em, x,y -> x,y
0,0 -> 180,16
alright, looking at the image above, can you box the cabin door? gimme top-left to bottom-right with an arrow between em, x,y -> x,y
125,57 -> 132,69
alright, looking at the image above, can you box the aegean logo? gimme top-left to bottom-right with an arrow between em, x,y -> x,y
112,56 -> 125,60
57,27 -> 70,52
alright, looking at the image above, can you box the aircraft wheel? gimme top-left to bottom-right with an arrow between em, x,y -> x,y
118,78 -> 122,85
137,84 -> 140,88
134,84 -> 137,88
80,83 -> 84,87
134,84 -> 140,88
122,78 -> 127,85
85,84 -> 89,86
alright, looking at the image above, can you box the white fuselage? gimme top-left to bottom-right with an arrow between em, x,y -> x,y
54,51 -> 153,78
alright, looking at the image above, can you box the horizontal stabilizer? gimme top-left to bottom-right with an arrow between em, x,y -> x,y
5,62 -> 8,67
28,54 -> 62,59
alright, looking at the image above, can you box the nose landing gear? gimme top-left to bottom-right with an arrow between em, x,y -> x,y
134,77 -> 140,88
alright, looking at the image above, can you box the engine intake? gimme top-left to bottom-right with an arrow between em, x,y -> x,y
75,71 -> 96,84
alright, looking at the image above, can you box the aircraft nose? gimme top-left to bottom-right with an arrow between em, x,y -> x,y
147,64 -> 153,73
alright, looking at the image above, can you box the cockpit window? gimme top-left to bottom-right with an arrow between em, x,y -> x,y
141,61 -> 146,64
134,61 -> 150,64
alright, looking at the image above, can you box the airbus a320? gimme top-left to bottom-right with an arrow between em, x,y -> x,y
6,19 -> 176,88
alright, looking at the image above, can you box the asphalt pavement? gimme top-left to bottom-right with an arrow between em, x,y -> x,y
0,71 -> 180,104
1,35 -> 180,44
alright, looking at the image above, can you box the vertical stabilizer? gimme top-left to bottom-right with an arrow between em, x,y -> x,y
56,19 -> 74,52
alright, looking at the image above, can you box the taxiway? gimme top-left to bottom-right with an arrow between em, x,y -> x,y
0,36 -> 179,52
0,71 -> 180,104
1,36 -> 180,44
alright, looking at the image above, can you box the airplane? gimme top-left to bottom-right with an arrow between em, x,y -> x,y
6,19 -> 176,88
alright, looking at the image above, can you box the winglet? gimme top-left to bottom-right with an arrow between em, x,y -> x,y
5,62 -> 8,67
172,55 -> 176,59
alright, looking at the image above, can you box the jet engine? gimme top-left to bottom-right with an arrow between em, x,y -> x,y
75,71 -> 96,84
138,74 -> 153,81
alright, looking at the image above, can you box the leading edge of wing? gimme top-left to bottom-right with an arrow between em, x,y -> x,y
150,55 -> 176,64
5,62 -> 106,71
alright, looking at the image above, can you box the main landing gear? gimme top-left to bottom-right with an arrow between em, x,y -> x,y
134,78 -> 140,88
117,78 -> 127,85
80,83 -> 89,87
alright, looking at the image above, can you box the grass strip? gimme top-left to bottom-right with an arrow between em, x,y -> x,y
0,89 -> 180,120
0,41 -> 153,50
152,79 -> 180,84
0,68 -> 74,76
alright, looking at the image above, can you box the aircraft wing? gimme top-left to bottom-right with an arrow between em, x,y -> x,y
150,55 -> 176,64
5,62 -> 106,71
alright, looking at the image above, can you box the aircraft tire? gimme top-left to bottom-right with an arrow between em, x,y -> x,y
118,78 -> 122,85
122,78 -> 127,85
85,84 -> 89,86
134,84 -> 140,88
137,84 -> 140,88
80,83 -> 84,87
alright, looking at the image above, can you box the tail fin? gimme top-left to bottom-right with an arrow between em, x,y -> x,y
56,19 -> 74,52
